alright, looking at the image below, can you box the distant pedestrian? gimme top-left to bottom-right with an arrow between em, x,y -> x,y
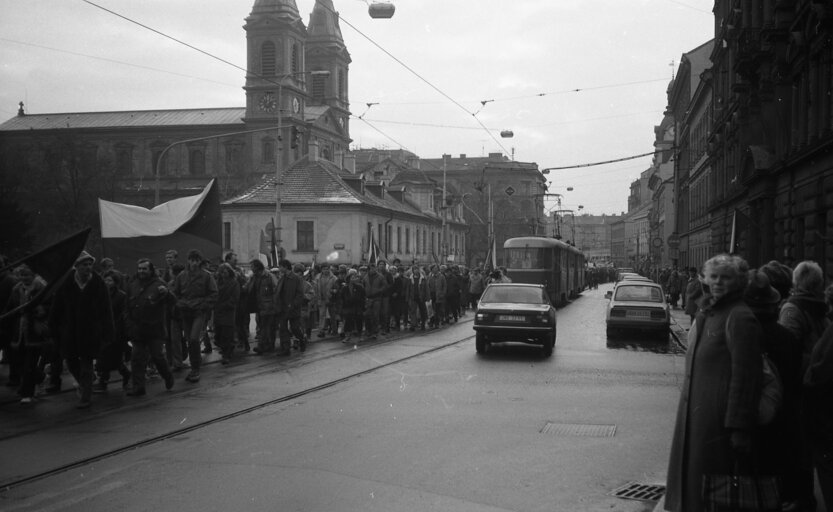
248,259 -> 278,355
93,270 -> 131,393
214,263 -> 240,365
274,259 -> 307,355
683,267 -> 704,324
7,264 -> 48,405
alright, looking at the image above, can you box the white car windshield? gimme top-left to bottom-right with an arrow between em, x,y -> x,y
481,287 -> 546,304
614,286 -> 663,303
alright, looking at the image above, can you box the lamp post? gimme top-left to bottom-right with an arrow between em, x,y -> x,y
273,69 -> 330,263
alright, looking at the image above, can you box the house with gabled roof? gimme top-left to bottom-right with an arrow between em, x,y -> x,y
222,141 -> 467,266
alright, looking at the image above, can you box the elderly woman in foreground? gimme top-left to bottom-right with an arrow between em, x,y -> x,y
664,254 -> 764,512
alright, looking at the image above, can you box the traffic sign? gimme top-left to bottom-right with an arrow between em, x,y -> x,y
505,186 -> 515,196
667,233 -> 681,248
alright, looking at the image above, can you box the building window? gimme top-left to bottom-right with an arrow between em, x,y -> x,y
431,232 -> 435,254
337,69 -> 344,99
367,222 -> 373,250
312,73 -> 326,103
225,141 -> 243,175
422,230 -> 427,255
261,41 -> 276,75
385,225 -> 392,253
405,227 -> 410,254
114,145 -> 133,175
223,222 -> 232,251
297,220 -> 314,252
189,148 -> 205,175
378,223 -> 383,253
291,43 -> 299,74
263,139 -> 275,163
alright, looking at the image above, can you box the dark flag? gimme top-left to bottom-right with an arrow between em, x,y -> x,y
366,230 -> 381,265
0,228 -> 91,319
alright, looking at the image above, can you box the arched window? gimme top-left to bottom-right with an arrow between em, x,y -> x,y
263,139 -> 275,163
322,147 -> 331,161
312,73 -> 326,103
337,69 -> 344,99
291,43 -> 299,73
261,41 -> 276,75
114,144 -> 133,175
189,148 -> 205,175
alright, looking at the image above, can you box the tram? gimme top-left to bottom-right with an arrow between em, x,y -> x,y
502,237 -> 586,307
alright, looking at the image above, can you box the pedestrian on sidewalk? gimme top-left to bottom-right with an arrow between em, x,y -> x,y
7,264 -> 48,405
665,254 -> 764,512
125,259 -> 175,395
274,260 -> 307,355
683,267 -> 705,324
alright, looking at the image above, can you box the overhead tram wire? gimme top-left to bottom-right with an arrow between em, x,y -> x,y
0,37 -> 239,89
542,151 -> 654,171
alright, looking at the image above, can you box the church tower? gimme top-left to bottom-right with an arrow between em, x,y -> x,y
306,0 -> 352,156
244,0 -> 308,170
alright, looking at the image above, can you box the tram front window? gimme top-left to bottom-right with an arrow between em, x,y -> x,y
506,248 -> 546,269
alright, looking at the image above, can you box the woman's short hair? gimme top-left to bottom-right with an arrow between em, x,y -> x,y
702,254 -> 750,291
793,260 -> 824,296
250,259 -> 265,272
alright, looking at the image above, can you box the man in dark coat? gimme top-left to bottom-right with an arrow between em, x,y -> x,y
50,251 -> 114,408
125,259 -> 175,396
274,259 -> 306,356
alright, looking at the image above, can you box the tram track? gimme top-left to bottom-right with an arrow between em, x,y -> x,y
0,331 -> 474,492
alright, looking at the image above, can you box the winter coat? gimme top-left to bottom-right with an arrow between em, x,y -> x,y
469,273 -> 485,295
109,287 -> 127,344
126,275 -> 171,341
683,278 -> 704,317
427,271 -> 447,303
50,270 -> 115,358
363,271 -> 388,300
779,293 -> 830,371
274,271 -> 305,318
247,272 -> 278,316
172,268 -> 218,313
804,322 -> 833,461
8,277 -> 49,349
340,280 -> 366,315
664,292 -> 763,512
214,277 -> 240,327
390,275 -> 406,305
405,273 -> 429,305
445,273 -> 461,300
314,272 -> 337,305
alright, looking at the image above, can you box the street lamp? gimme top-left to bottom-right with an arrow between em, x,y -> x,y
273,69 -> 330,262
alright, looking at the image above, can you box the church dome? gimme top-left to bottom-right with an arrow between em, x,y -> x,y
250,0 -> 300,16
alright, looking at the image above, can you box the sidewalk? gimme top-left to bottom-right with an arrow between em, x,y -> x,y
668,307 -> 691,348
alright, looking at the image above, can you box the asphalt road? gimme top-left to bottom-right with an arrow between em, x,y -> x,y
0,283 -> 686,512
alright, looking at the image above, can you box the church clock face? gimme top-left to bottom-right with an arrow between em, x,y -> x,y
258,92 -> 277,113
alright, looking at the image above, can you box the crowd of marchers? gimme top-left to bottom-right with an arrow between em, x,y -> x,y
661,255 -> 833,512
0,247 -> 513,410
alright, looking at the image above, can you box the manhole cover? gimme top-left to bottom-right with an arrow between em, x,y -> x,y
609,482 -> 666,502
539,422 -> 616,437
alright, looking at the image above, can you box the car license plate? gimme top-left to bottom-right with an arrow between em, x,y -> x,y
626,310 -> 650,318
498,315 -> 525,322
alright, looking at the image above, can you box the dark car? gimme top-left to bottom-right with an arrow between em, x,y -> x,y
473,283 -> 557,357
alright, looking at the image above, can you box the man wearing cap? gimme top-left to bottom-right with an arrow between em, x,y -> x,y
49,251 -> 115,408
171,249 -> 218,383
363,263 -> 388,340
247,259 -> 278,354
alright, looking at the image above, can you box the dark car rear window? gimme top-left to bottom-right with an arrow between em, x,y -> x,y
614,286 -> 663,302
481,286 -> 545,304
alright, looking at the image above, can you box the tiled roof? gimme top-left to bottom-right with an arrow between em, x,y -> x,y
0,108 -> 246,131
223,156 -> 429,218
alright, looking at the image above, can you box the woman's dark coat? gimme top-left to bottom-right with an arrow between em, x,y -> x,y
665,292 -> 763,512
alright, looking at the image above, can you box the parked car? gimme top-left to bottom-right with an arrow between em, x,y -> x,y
604,281 -> 670,340
473,283 -> 557,357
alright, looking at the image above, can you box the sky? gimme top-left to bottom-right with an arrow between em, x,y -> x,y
0,0 -> 716,216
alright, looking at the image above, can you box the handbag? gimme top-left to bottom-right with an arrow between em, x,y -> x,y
702,471 -> 780,512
